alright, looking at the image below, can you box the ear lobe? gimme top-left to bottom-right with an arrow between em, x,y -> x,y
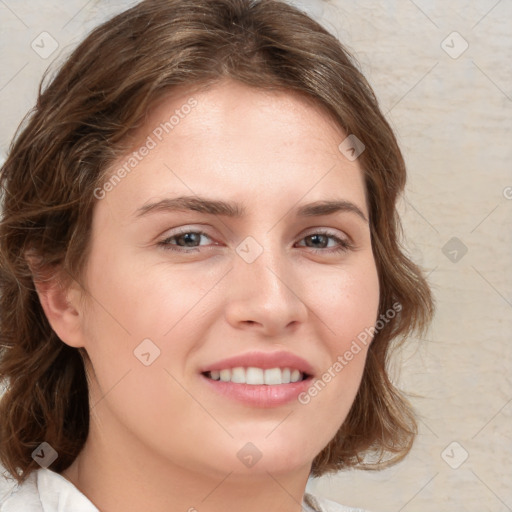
25,252 -> 85,349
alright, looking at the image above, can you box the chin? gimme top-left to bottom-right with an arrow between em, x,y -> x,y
175,431 -> 315,480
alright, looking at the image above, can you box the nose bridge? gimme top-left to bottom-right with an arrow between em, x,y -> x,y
237,233 -> 288,293
225,233 -> 308,333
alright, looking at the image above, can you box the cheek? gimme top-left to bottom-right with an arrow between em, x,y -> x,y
81,248 -> 198,344
79,256 -> 206,443
299,256 -> 380,417
308,255 -> 380,346
78,247 -> 216,405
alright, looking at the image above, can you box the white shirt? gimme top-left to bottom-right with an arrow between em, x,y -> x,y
0,467 -> 369,512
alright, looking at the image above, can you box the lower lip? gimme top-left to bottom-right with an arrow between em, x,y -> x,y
201,374 -> 312,408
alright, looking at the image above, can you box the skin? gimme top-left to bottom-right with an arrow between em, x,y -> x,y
37,78 -> 380,512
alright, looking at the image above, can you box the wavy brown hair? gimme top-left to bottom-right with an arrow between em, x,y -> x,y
0,0 -> 434,485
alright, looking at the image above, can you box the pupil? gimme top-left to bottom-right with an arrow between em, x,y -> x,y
180,233 -> 199,247
308,234 -> 326,248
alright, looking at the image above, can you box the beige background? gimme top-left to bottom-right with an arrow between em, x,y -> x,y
0,1 -> 511,511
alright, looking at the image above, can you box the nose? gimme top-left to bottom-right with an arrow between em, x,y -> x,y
223,238 -> 309,337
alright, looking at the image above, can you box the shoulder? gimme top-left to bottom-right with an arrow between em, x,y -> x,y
0,466 -> 99,512
0,467 -> 42,511
304,491 -> 373,512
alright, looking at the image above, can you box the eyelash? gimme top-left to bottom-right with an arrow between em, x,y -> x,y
157,228 -> 354,255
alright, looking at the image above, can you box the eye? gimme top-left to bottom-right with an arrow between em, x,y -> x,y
158,229 -> 214,252
157,228 -> 353,255
295,230 -> 353,254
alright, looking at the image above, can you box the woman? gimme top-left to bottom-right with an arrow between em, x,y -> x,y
0,1 -> 433,511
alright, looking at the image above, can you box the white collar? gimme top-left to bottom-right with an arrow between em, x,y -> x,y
1,468 -> 98,511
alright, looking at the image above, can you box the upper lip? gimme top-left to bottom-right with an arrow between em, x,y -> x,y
200,350 -> 315,376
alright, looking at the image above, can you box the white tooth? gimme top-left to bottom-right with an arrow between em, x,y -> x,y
290,369 -> 301,383
219,369 -> 231,382
246,367 -> 264,385
264,368 -> 283,385
211,367 -> 303,385
231,367 -> 246,383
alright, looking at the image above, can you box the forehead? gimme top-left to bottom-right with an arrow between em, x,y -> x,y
100,79 -> 368,219
146,79 -> 346,151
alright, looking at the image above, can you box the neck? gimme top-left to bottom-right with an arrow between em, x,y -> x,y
61,414 -> 312,512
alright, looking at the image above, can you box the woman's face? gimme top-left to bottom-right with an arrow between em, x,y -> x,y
75,79 -> 380,479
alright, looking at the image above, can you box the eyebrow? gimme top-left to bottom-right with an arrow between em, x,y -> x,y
134,195 -> 368,223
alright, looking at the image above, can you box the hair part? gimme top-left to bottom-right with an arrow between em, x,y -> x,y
0,0 -> 433,484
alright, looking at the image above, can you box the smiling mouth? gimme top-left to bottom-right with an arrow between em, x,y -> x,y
202,367 -> 310,385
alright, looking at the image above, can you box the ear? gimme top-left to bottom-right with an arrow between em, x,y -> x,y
25,252 -> 86,349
